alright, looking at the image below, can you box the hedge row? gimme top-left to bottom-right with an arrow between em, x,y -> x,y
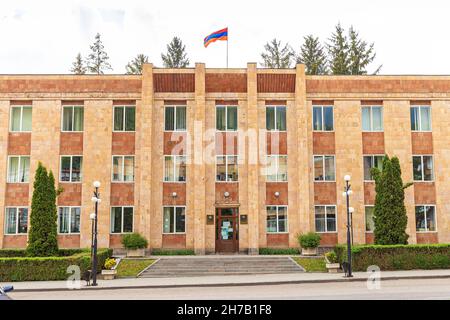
334,244 -> 450,271
151,249 -> 195,255
259,248 -> 300,255
0,248 -> 112,281
0,248 -> 86,258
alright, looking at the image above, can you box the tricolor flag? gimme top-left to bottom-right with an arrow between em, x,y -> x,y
204,28 -> 228,48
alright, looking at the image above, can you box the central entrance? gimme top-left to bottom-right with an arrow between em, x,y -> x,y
215,207 -> 239,253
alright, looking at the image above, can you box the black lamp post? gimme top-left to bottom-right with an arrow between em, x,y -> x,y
343,175 -> 354,278
90,181 -> 101,286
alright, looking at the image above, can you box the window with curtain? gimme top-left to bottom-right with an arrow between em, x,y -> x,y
415,205 -> 436,232
163,206 -> 186,233
362,106 -> 383,131
164,155 -> 187,182
110,207 -> 133,233
363,155 -> 384,180
315,206 -> 336,232
216,105 -> 237,131
410,106 -> 431,131
58,207 -> 80,234
10,106 -> 32,132
8,156 -> 30,183
114,106 -> 135,131
365,206 -> 375,232
266,206 -> 288,233
266,155 -> 287,182
62,106 -> 84,131
60,156 -> 83,182
112,156 -> 134,182
412,155 -> 434,181
5,207 -> 28,234
314,155 -> 335,181
313,105 -> 333,131
216,155 -> 238,182
165,106 -> 186,131
266,106 -> 286,131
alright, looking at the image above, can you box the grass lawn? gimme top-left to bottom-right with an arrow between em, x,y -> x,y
116,259 -> 156,278
292,257 -> 327,272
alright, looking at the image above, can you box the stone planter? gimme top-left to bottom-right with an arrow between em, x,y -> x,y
301,247 -> 318,256
101,269 -> 117,280
126,248 -> 145,257
326,263 -> 341,273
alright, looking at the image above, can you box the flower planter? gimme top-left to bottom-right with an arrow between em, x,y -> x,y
326,263 -> 341,273
101,269 -> 117,280
301,247 -> 318,256
126,248 -> 145,257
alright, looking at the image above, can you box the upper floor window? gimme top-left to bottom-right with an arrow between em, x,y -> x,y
4,207 -> 28,235
114,106 -> 135,131
112,156 -> 135,182
62,106 -> 84,132
266,155 -> 287,182
266,106 -> 286,131
363,155 -> 384,181
164,155 -> 187,182
410,106 -> 431,131
58,207 -> 80,234
365,206 -> 375,232
216,155 -> 238,182
313,105 -> 333,131
413,155 -> 434,181
165,106 -> 186,131
110,207 -> 133,234
10,106 -> 32,132
266,206 -> 288,233
314,155 -> 335,181
415,205 -> 436,232
163,206 -> 186,234
7,156 -> 30,183
315,205 -> 336,233
60,156 -> 83,182
216,105 -> 237,131
362,106 -> 383,131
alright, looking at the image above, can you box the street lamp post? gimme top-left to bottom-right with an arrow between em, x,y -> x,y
343,175 -> 353,278
91,181 -> 101,286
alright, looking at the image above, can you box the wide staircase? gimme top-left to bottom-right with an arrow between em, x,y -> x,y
139,256 -> 304,278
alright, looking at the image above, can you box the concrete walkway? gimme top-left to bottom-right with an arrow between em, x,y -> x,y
5,269 -> 450,292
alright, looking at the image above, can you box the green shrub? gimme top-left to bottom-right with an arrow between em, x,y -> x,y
259,248 -> 300,255
151,249 -> 195,255
325,251 -> 338,263
297,232 -> 321,249
104,258 -> 116,270
121,233 -> 148,250
0,248 -> 85,257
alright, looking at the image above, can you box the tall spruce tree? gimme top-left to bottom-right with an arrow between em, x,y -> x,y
125,54 -> 149,74
371,156 -> 411,245
260,38 -> 294,68
161,37 -> 190,68
87,33 -> 112,74
26,163 -> 59,257
296,35 -> 328,75
327,23 -> 350,75
348,26 -> 381,75
70,53 -> 87,75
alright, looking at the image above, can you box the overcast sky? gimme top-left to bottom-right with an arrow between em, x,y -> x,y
1,0 -> 449,74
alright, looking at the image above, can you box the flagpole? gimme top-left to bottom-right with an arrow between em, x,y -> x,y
226,28 -> 229,68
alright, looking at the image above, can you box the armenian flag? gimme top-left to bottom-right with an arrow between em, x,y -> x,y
204,28 -> 228,48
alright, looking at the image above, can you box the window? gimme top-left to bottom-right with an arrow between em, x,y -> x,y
362,106 -> 383,131
314,155 -> 335,181
266,206 -> 288,233
60,156 -> 83,182
10,106 -> 32,132
163,206 -> 186,233
313,105 -> 333,131
4,207 -> 28,235
266,106 -> 286,131
112,156 -> 135,182
164,155 -> 187,182
415,205 -> 436,232
413,155 -> 434,181
216,105 -> 237,131
266,155 -> 287,182
58,207 -> 80,234
365,206 -> 375,232
363,155 -> 384,181
110,207 -> 133,233
410,106 -> 431,131
165,106 -> 186,131
216,155 -> 238,182
315,206 -> 337,232
62,106 -> 84,131
7,156 -> 30,183
114,106 -> 135,131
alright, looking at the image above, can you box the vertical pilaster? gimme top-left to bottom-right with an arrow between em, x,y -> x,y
0,101 -> 9,248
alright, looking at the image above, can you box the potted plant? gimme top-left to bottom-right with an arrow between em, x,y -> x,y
101,258 -> 118,280
122,233 -> 148,257
297,232 -> 321,256
325,251 -> 340,273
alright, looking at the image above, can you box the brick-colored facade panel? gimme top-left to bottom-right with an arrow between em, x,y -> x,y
416,232 -> 438,244
153,73 -> 195,92
313,132 -> 335,154
314,182 -> 337,204
365,233 -> 374,244
206,73 -> 247,93
2,235 -> 27,248
110,183 -> 134,206
5,183 -> 29,206
215,132 -> 238,155
267,132 -> 287,155
8,133 -> 31,155
57,183 -> 82,206
162,234 -> 187,249
266,233 -> 289,247
164,132 -> 187,155
60,132 -> 83,155
257,74 -> 295,93
58,235 -> 81,248
109,234 -> 123,248
319,233 -> 338,246
215,183 -> 239,204
411,132 -> 433,154
364,182 -> 376,205
362,132 -> 385,154
266,182 -> 288,205
414,182 -> 436,204
163,183 -> 186,205
112,132 -> 135,155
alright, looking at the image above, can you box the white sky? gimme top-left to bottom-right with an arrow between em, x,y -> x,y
0,0 -> 449,74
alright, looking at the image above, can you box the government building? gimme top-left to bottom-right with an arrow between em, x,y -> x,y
0,63 -> 449,254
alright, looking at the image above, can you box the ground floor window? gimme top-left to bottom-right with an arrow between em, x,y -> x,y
266,206 -> 288,233
365,206 -> 375,232
110,207 -> 133,233
4,207 -> 28,235
163,206 -> 186,233
415,205 -> 436,232
314,206 -> 336,232
58,207 -> 81,234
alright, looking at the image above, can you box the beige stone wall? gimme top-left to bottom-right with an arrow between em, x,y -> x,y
186,99 -> 196,249
237,99 -> 249,252
0,101 -> 9,248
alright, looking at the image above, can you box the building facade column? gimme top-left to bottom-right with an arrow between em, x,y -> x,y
0,101 -> 10,248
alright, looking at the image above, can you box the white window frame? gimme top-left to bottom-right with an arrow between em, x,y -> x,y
110,206 -> 134,234
7,155 -> 30,183
411,105 -> 432,132
313,155 -> 336,182
113,105 -> 136,132
361,105 -> 383,132
162,206 -> 187,234
10,105 -> 32,132
415,205 -> 437,233
61,105 -> 84,132
363,154 -> 385,182
266,205 -> 289,233
412,155 -> 434,182
59,155 -> 83,183
111,155 -> 135,183
57,206 -> 81,235
312,105 -> 334,132
365,205 -> 375,233
265,155 -> 288,182
266,105 -> 287,132
163,155 -> 187,183
164,105 -> 187,132
4,207 -> 28,235
215,105 -> 238,132
314,205 -> 337,233
216,155 -> 239,182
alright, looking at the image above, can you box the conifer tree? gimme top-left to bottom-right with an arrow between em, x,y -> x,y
87,33 -> 112,74
161,37 -> 190,68
348,26 -> 381,75
70,53 -> 87,75
261,38 -> 294,68
296,35 -> 328,75
125,54 -> 149,74
327,23 -> 350,75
